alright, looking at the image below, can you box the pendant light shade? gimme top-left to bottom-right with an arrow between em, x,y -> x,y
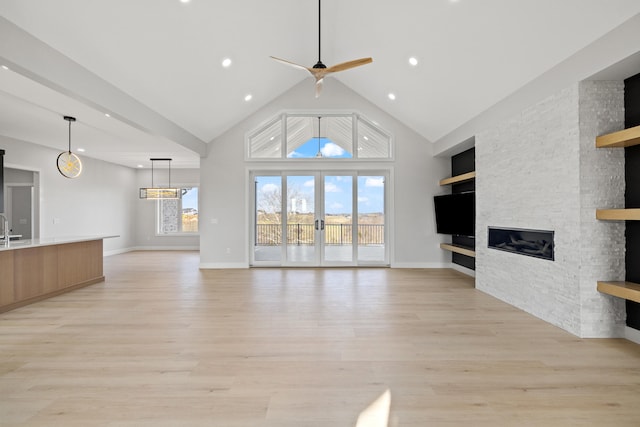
139,158 -> 181,199
56,116 -> 83,178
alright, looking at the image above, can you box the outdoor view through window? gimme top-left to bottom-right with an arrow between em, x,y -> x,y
254,174 -> 385,264
159,187 -> 198,234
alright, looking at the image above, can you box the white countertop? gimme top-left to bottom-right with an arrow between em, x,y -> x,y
0,235 -> 118,251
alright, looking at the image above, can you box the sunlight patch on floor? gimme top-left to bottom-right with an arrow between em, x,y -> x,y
355,389 -> 390,427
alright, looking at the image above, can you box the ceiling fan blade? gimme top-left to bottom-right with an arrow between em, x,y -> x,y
315,78 -> 324,98
326,57 -> 373,73
270,56 -> 312,73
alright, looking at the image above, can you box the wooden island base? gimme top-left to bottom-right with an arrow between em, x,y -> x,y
0,239 -> 105,313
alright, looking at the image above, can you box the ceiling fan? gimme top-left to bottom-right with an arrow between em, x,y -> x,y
270,0 -> 372,98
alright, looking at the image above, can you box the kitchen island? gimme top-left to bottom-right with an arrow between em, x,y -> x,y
0,236 -> 116,313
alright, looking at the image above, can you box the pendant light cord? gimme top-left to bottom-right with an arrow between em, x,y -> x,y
149,158 -> 173,188
316,116 -> 322,157
68,120 -> 72,153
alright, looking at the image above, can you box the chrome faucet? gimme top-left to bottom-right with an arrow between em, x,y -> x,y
0,213 -> 8,242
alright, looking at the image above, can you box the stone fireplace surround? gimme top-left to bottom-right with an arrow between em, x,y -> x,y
475,81 -> 626,338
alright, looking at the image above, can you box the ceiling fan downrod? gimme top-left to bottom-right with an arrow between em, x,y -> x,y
313,0 -> 326,69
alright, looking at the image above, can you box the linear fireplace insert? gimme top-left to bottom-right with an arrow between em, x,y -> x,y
488,227 -> 554,261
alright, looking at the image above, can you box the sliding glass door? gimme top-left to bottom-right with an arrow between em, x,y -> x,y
252,171 -> 388,266
285,174 -> 318,265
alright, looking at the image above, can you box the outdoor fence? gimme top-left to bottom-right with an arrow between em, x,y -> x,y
256,223 -> 384,246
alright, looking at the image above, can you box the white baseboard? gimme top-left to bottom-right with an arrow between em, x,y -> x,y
104,246 -> 199,257
199,262 -> 249,269
391,262 -> 450,269
103,247 -> 135,257
131,246 -> 200,251
451,263 -> 476,278
624,326 -> 640,344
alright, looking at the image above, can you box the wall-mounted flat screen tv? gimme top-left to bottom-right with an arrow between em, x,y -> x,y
433,191 -> 475,237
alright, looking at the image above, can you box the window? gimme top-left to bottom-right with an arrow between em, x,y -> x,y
247,112 -> 392,160
158,187 -> 198,234
286,115 -> 353,158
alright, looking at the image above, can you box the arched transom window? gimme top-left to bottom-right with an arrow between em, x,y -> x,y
247,113 -> 392,160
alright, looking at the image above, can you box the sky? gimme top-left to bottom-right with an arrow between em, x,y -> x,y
287,137 -> 352,159
181,187 -> 198,211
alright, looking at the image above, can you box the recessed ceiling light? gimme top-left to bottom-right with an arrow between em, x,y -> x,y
270,136 -> 275,141
388,93 -> 396,101
409,57 -> 418,66
104,113 -> 111,118
180,0 -> 191,3
77,148 -> 86,153
363,136 -> 369,141
137,164 -> 144,168
222,58 -> 232,68
244,94 -> 253,102
1,65 -> 8,70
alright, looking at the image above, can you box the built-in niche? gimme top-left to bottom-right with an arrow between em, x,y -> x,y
451,147 -> 475,270
488,227 -> 554,261
625,71 -> 640,329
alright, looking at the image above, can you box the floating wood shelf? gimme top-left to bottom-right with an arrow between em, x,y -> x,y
595,209 -> 640,221
439,171 -> 476,186
595,125 -> 640,148
440,243 -> 476,258
597,281 -> 640,304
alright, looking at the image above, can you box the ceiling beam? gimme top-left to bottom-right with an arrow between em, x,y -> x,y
0,17 -> 207,157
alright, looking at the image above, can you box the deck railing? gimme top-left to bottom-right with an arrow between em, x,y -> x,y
256,223 -> 384,246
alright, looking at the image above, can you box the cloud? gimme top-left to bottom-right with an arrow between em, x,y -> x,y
330,202 -> 343,210
261,183 -> 279,193
321,142 -> 345,157
365,177 -> 384,187
358,196 -> 369,203
304,179 -> 315,187
287,151 -> 303,158
325,182 -> 340,193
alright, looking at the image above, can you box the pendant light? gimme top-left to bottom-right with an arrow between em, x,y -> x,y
315,116 -> 323,158
139,158 -> 181,199
56,116 -> 83,178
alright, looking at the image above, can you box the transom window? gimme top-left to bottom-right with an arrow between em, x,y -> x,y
247,113 -> 392,160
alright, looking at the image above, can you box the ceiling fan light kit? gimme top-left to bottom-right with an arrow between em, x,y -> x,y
271,0 -> 372,98
56,115 -> 83,178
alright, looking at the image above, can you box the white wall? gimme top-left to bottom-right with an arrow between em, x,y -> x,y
199,80 -> 449,268
476,81 -> 626,338
134,167 -> 200,250
0,135 -> 137,254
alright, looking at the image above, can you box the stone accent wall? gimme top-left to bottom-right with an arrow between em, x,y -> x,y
578,81 -> 626,337
476,81 -> 625,337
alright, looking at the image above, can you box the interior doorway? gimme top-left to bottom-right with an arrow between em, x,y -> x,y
7,186 -> 33,239
3,167 -> 38,239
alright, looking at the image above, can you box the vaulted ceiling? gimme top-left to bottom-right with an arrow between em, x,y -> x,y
1,1 -> 640,168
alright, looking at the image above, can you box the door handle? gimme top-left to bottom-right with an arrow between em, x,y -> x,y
315,219 -> 319,230
321,220 -> 325,230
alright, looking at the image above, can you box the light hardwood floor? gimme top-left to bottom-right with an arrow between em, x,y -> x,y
1,251 -> 640,426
